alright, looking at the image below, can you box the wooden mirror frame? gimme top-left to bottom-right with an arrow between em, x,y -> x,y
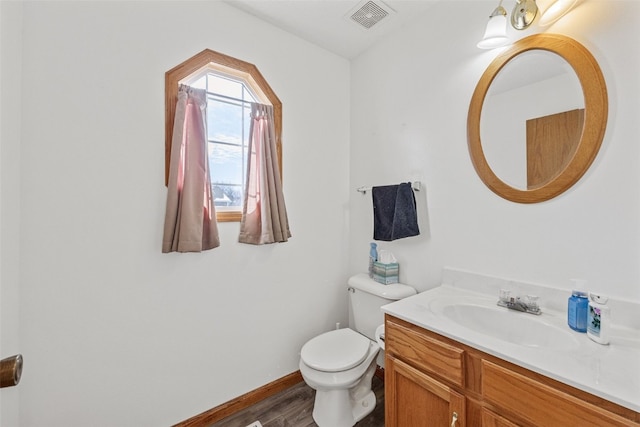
467,34 -> 608,203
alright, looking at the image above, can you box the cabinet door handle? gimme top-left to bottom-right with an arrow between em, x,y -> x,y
450,411 -> 458,427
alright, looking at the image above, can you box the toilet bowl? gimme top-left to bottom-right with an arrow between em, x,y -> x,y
298,274 -> 417,427
299,328 -> 380,427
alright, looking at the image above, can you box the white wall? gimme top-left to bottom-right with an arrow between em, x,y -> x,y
349,0 -> 640,301
4,1 -> 350,426
0,1 -> 23,426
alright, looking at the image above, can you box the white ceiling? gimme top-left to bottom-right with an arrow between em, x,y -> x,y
224,0 -> 440,59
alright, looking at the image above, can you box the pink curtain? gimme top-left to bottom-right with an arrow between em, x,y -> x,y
239,103 -> 291,244
162,85 -> 220,253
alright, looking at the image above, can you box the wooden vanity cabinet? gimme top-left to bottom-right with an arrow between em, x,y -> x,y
385,315 -> 467,426
386,356 -> 465,426
384,315 -> 640,427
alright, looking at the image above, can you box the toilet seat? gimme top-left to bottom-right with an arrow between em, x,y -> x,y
301,329 -> 371,372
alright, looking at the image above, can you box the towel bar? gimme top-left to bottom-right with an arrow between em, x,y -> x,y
357,181 -> 421,194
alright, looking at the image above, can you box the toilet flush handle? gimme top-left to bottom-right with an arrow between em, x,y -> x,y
347,287 -> 355,293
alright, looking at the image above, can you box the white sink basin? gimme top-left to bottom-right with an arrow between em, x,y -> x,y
434,300 -> 580,351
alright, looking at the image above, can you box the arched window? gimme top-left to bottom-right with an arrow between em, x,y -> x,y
165,49 -> 282,222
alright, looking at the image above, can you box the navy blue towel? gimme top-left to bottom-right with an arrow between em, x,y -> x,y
372,182 -> 420,241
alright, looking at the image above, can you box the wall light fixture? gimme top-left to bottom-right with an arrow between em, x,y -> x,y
537,0 -> 579,26
477,0 -> 579,49
476,1 -> 509,49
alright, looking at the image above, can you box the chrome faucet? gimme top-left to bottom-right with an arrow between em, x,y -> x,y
497,290 -> 541,315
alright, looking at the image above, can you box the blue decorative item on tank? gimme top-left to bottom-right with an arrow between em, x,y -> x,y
368,242 -> 378,278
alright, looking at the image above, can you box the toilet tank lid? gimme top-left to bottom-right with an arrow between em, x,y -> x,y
348,273 -> 417,300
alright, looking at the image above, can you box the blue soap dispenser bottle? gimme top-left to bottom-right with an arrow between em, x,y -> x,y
567,279 -> 588,333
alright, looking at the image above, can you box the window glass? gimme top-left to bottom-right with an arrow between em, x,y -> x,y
186,73 -> 257,210
209,143 -> 243,208
207,97 -> 244,143
207,74 -> 246,100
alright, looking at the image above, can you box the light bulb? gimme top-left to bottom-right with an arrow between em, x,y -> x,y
538,0 -> 579,26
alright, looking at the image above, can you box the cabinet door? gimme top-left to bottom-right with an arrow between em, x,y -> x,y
386,355 -> 465,427
482,408 -> 521,427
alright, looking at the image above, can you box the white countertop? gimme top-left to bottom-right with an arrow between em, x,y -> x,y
381,284 -> 640,412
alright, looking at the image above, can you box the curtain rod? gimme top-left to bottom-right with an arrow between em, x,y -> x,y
356,181 -> 421,194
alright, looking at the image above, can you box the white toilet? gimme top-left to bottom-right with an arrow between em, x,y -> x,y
299,274 -> 416,427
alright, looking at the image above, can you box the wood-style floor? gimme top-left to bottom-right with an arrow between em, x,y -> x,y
209,375 -> 385,427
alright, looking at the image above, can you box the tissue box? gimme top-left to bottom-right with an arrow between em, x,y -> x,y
372,261 -> 399,284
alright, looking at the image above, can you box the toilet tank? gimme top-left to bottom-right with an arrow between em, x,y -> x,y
347,273 -> 416,340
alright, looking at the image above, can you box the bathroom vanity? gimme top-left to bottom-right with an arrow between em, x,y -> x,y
382,270 -> 640,426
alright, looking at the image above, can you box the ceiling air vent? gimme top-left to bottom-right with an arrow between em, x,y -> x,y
347,0 -> 395,29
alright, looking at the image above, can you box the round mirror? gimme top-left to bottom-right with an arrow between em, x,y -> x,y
481,50 -> 584,189
467,34 -> 608,203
